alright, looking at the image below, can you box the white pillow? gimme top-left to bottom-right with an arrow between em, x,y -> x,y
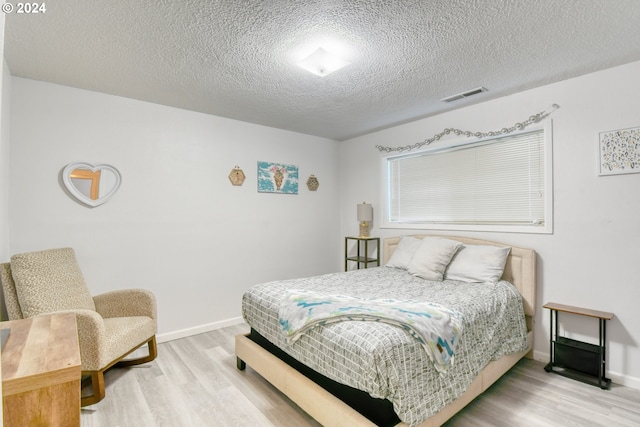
445,244 -> 511,283
407,237 -> 462,281
386,236 -> 422,270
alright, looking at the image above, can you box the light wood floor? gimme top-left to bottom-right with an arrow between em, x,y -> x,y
81,324 -> 640,427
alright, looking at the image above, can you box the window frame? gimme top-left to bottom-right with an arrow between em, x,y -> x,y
380,121 -> 553,234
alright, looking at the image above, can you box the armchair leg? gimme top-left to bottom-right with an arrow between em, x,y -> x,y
80,336 -> 158,406
117,336 -> 158,367
81,370 -> 105,407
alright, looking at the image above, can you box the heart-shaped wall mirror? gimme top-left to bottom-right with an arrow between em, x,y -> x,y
62,162 -> 122,207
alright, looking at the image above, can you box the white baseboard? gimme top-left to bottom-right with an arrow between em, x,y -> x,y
532,349 -> 640,390
156,316 -> 246,343
532,349 -> 550,364
607,370 -> 640,390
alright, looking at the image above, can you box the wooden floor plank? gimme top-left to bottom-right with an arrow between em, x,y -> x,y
81,324 -> 640,427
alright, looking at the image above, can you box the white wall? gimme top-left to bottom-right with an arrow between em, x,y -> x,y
1,16 -> 7,425
0,62 -> 9,323
0,26 -> 9,266
339,60 -> 640,388
7,78 -> 341,339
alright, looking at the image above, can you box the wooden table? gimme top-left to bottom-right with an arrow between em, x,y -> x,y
1,313 -> 82,426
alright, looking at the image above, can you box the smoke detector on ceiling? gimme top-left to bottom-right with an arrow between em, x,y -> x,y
441,87 -> 487,103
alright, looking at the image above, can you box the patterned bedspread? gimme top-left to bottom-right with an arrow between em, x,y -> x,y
278,290 -> 464,373
242,267 -> 529,427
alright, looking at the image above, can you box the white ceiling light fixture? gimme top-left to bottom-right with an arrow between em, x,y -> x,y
296,47 -> 350,77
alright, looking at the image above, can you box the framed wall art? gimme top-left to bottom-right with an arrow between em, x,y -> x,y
257,161 -> 299,194
62,162 -> 122,207
228,165 -> 246,186
598,126 -> 640,176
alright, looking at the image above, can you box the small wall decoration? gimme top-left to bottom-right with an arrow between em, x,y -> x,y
62,162 -> 122,207
228,166 -> 246,186
257,161 -> 298,194
306,174 -> 319,191
599,126 -> 640,176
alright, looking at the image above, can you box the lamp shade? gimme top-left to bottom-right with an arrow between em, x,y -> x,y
357,203 -> 373,222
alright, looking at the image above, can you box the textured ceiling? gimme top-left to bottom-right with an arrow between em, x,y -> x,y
5,0 -> 640,140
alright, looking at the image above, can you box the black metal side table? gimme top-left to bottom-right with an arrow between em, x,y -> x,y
344,237 -> 380,271
543,302 -> 613,389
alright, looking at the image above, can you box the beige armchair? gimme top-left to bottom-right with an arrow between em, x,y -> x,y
0,247 -> 157,406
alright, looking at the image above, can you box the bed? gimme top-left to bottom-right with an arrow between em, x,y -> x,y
235,235 -> 536,427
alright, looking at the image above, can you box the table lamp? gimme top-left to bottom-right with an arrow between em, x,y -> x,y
357,202 -> 373,237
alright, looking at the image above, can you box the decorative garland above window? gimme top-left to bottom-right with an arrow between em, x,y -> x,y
375,104 -> 559,153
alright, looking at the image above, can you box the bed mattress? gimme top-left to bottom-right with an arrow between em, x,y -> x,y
242,266 -> 529,427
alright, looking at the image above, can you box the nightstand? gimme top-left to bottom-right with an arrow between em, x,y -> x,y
543,302 -> 613,389
345,236 -> 380,271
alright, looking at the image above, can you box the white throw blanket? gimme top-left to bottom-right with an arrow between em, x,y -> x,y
278,289 -> 464,373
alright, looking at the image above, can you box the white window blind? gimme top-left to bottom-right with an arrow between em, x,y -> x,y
386,129 -> 547,230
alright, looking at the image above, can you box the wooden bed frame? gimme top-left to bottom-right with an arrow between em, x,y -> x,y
235,235 -> 536,427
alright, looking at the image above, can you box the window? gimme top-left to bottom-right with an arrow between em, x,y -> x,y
382,123 -> 552,233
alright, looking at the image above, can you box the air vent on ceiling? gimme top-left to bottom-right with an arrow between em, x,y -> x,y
441,87 -> 487,103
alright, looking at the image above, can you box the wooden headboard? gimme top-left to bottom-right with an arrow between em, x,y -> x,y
383,235 -> 536,321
